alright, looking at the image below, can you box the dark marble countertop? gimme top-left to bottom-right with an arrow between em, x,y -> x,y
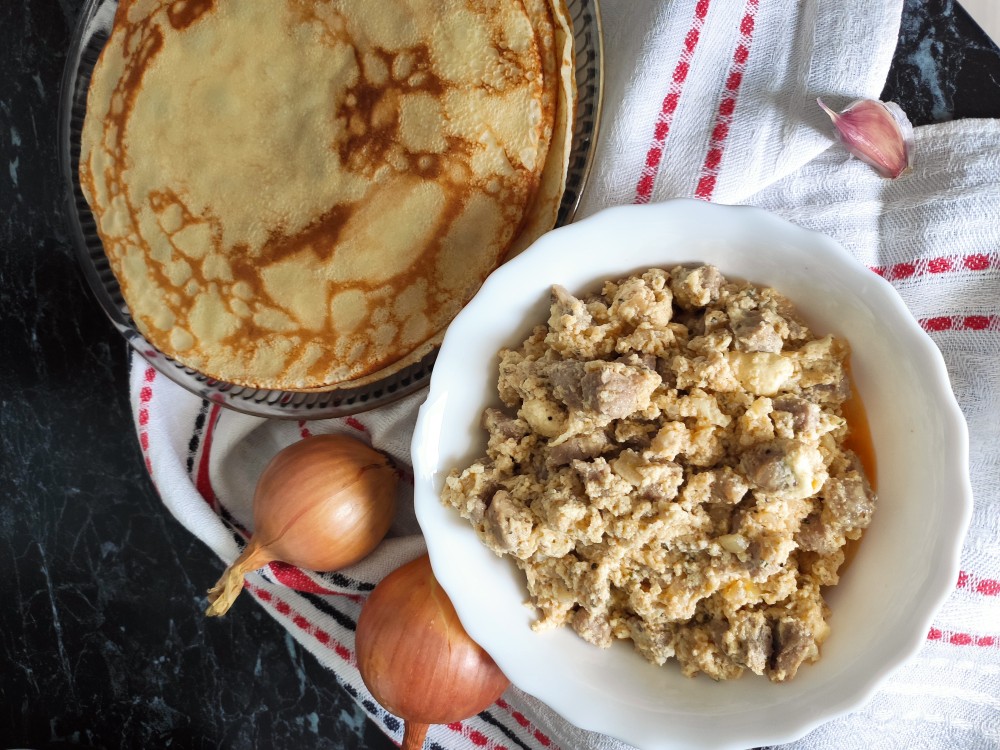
1,1 -> 998,748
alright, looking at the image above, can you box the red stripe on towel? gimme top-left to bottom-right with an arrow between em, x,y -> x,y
194,403 -> 223,512
920,315 -> 1000,333
268,562 -> 364,603
445,722 -> 511,750
634,0 -> 713,203
693,0 -> 759,201
495,697 -> 560,750
928,627 -> 998,648
957,570 -> 1000,597
345,416 -> 368,434
246,582 -> 357,664
138,366 -> 156,476
871,253 -> 1000,281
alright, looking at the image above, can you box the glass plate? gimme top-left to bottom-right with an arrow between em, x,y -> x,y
58,0 -> 604,419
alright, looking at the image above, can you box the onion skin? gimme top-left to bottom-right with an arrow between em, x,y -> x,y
205,434 -> 397,617
356,554 -> 510,749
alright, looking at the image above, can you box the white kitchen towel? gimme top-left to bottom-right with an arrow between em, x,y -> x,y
127,0 -> 1000,748
577,0 -> 903,214
741,119 -> 1000,749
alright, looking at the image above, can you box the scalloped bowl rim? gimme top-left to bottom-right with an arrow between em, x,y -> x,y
412,200 -> 971,750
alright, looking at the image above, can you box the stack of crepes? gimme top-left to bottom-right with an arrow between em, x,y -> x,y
80,0 -> 575,391
128,0 -> 1000,749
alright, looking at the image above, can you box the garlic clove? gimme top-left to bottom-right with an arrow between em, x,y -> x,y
817,97 -> 914,179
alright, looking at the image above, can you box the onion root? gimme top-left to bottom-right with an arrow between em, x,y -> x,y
205,541 -> 272,617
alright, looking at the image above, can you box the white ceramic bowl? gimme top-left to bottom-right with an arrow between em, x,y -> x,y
411,200 -> 972,750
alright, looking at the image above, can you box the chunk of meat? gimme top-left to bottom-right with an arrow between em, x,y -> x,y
572,607 -> 614,648
823,466 -> 876,536
740,439 -> 798,493
680,467 -> 749,507
771,395 -> 820,435
740,438 -> 825,501
547,431 -> 610,467
483,490 -> 535,557
731,311 -> 783,353
546,360 -> 588,409
549,285 -> 592,329
797,455 -> 876,553
573,457 -> 614,490
482,407 -> 529,440
801,376 -> 852,406
744,534 -> 787,579
546,286 -> 613,359
670,265 -> 725,309
795,512 -> 839,555
768,619 -> 818,682
654,356 -> 678,388
626,618 -> 677,666
571,457 -> 635,514
712,610 -> 773,675
547,360 -> 661,419
441,462 -> 499,526
712,467 -> 750,504
572,457 -> 622,501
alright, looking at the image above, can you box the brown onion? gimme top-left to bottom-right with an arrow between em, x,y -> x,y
205,434 -> 397,617
356,554 -> 510,749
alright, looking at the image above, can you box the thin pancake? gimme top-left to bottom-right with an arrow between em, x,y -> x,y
332,0 -> 575,391
505,0 -> 577,260
80,0 -> 549,390
518,0 -> 558,220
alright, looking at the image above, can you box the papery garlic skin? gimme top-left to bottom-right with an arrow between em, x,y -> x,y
818,98 -> 914,178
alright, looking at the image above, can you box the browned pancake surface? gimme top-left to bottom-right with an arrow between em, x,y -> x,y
81,0 -> 560,389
